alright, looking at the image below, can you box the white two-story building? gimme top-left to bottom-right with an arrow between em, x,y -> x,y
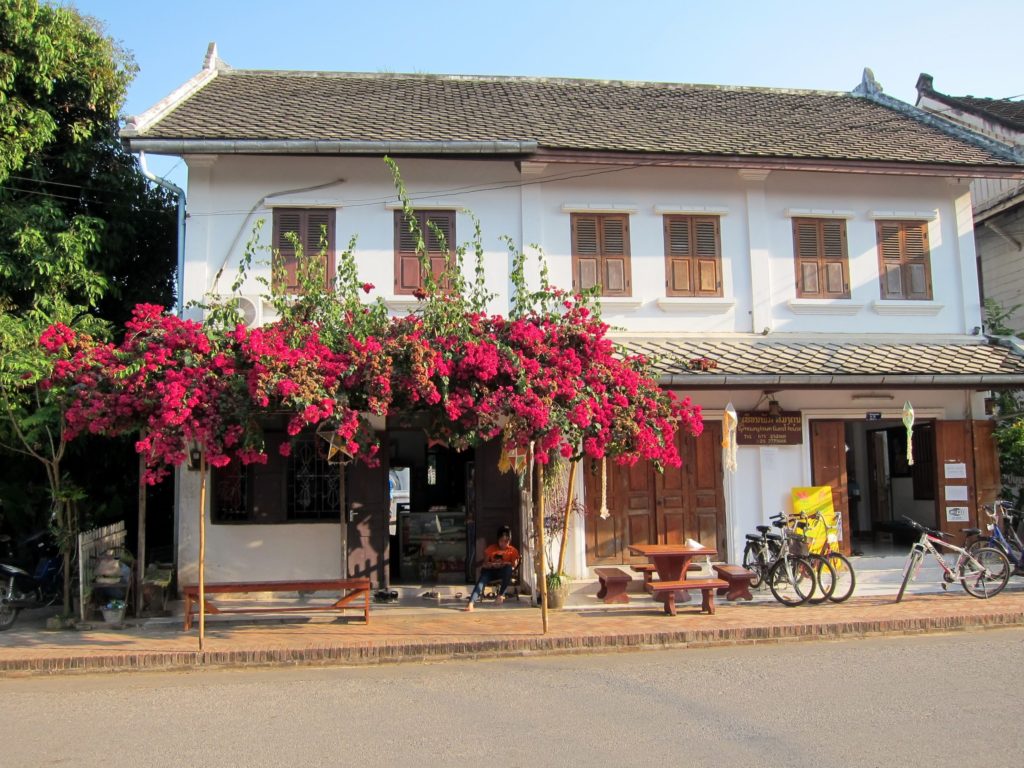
124,48 -> 1024,589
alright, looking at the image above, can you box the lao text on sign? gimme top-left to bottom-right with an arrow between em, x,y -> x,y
736,411 -> 803,445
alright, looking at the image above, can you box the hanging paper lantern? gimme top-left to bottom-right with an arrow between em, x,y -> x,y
902,401 -> 915,467
722,402 -> 738,474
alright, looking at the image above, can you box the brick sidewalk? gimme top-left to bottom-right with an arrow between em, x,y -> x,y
1,588 -> 1023,676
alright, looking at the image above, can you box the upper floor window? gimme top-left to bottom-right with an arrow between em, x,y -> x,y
876,220 -> 932,300
272,208 -> 335,294
571,213 -> 631,296
394,210 -> 456,295
792,217 -> 850,299
663,215 -> 722,297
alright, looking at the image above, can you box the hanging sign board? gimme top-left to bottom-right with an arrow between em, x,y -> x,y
945,506 -> 969,523
736,411 -> 803,445
866,412 -> 882,421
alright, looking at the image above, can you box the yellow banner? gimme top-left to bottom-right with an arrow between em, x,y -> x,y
791,486 -> 837,553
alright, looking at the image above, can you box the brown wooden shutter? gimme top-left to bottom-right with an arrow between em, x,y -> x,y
394,210 -> 456,295
572,215 -> 601,292
972,420 -> 1001,507
571,213 -> 631,296
935,421 -> 976,536
877,221 -> 932,300
601,215 -> 630,296
272,209 -> 334,294
793,218 -> 849,299
811,420 -> 851,555
664,216 -> 721,297
273,209 -> 303,293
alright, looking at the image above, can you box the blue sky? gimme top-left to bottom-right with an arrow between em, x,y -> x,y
68,0 -> 1024,186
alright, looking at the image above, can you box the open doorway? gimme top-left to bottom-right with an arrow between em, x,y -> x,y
852,421 -> 936,555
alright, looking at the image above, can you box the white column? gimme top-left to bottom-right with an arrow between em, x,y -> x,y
740,169 -> 772,335
518,161 -> 548,304
950,178 -> 983,334
182,155 -> 217,322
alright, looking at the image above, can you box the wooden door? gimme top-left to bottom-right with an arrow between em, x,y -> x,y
584,422 -> 726,565
934,421 -> 976,538
346,455 -> 390,588
473,439 -> 521,565
810,420 -> 851,554
972,420 -> 1001,508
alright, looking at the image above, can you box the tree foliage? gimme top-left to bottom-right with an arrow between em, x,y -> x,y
0,1 -> 176,611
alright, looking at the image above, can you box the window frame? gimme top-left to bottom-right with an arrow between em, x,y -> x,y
791,217 -> 851,299
271,208 -> 336,295
393,210 -> 456,295
211,431 -> 342,525
875,220 -> 933,301
570,213 -> 632,297
663,214 -> 722,297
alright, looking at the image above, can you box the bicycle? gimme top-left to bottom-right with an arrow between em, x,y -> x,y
967,500 -> 1024,578
895,515 -> 1010,602
763,514 -> 826,606
741,520 -> 783,590
798,508 -> 857,603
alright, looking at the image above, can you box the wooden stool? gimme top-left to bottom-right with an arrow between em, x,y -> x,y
594,567 -> 632,604
712,564 -> 756,601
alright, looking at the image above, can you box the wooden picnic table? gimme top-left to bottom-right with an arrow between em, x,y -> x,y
627,543 -> 716,581
627,544 -> 719,614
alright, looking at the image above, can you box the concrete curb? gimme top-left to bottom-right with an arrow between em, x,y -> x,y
5,606 -> 1023,677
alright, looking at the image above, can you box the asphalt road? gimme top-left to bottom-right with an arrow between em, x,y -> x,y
5,628 -> 1023,768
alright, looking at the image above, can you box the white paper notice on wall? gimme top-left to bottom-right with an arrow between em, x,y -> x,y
944,463 -> 967,479
944,485 -> 969,501
946,506 -> 969,522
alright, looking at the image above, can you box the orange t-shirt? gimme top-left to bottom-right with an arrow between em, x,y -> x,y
483,543 -> 519,568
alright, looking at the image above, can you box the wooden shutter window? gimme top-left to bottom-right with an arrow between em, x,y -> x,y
664,215 -> 722,297
571,213 -> 631,297
792,218 -> 850,299
394,210 -> 456,295
272,208 -> 335,294
876,220 -> 932,300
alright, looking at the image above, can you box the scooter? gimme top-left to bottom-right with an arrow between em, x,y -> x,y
0,530 -> 64,631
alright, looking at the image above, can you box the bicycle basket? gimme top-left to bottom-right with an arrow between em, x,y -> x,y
787,531 -> 810,557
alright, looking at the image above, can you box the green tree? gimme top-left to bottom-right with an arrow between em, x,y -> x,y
0,1 -> 176,613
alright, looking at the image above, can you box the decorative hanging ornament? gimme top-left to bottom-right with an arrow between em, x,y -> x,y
902,401 -> 915,467
722,402 -> 738,474
316,424 -> 353,465
599,458 -> 610,520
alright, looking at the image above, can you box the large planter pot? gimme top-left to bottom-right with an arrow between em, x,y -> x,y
101,607 -> 125,625
544,582 -> 571,609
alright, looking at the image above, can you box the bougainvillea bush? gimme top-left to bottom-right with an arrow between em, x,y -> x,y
41,162 -> 702,482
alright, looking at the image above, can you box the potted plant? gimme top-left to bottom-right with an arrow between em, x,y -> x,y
545,571 -> 572,609
101,599 -> 125,625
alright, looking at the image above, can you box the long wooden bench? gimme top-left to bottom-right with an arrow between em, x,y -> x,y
181,578 -> 372,630
648,578 -> 729,616
712,564 -> 756,601
594,567 -> 632,604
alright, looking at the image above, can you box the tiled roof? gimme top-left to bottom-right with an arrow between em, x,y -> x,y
950,96 -> 1024,132
619,338 -> 1024,387
126,69 -> 1018,167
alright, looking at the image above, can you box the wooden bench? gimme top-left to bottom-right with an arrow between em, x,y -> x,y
181,578 -> 372,630
594,567 -> 632,604
713,564 -> 756,601
648,578 -> 729,616
632,562 -> 701,596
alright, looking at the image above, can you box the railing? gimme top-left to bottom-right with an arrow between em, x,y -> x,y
77,521 -> 126,621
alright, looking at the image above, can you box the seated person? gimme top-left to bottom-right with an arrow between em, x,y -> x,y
465,526 -> 519,612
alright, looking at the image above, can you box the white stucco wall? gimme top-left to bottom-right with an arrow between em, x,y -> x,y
175,153 -> 993,581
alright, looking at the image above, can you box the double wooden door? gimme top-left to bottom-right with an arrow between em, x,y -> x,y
585,422 -> 726,565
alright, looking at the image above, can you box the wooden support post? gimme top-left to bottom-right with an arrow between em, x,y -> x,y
556,460 -> 577,576
537,459 -> 548,634
136,452 -> 146,617
198,452 -> 207,652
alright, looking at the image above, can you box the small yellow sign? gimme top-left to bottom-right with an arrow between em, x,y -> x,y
791,486 -> 837,552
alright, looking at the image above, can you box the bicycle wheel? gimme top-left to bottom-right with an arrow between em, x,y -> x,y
822,552 -> 856,603
742,543 -> 766,589
768,556 -> 814,606
895,551 -> 921,603
807,553 -> 836,604
959,547 -> 1010,598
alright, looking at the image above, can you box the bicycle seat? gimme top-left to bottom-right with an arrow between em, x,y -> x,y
766,532 -> 783,541
755,525 -> 771,534
746,533 -> 763,543
962,528 -> 981,537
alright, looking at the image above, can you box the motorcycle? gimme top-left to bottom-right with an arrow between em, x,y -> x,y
0,530 -> 64,631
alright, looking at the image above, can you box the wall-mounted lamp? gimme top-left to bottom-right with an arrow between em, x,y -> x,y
971,326 -> 982,336
761,326 -> 771,336
186,440 -> 202,470
767,398 -> 783,417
